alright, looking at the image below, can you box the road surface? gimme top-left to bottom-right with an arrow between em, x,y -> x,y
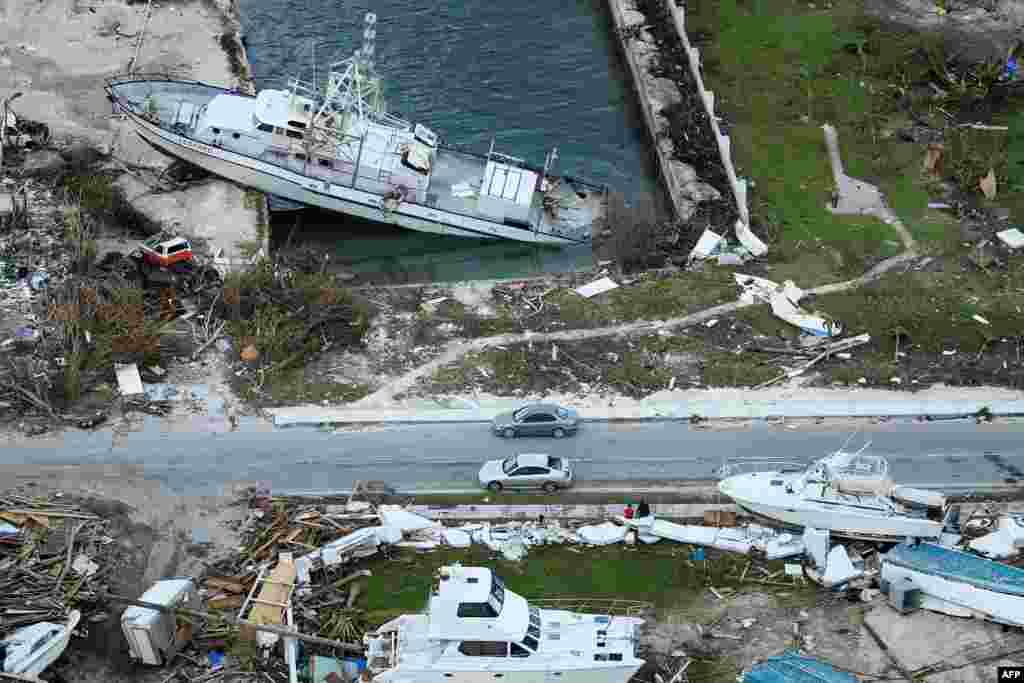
2,419 -> 1023,496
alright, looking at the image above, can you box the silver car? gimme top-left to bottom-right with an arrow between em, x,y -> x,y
492,403 -> 580,439
478,453 -> 573,493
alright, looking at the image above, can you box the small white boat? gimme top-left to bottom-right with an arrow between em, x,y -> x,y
1,609 -> 81,677
717,444 -> 954,542
363,564 -> 645,683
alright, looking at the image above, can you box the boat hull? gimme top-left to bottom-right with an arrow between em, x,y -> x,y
730,499 -> 942,542
118,107 -> 584,245
374,663 -> 642,683
2,610 -> 80,676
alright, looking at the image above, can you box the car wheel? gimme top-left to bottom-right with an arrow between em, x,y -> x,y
503,427 -> 516,439
542,482 -> 557,494
552,427 -> 565,439
487,481 -> 503,492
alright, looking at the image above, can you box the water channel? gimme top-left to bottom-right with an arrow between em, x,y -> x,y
238,0 -> 659,283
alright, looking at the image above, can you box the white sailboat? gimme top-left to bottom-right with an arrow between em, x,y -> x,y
105,13 -> 607,245
364,564 -> 645,683
717,444 -> 954,542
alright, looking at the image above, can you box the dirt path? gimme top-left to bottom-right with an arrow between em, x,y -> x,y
354,247 -> 923,408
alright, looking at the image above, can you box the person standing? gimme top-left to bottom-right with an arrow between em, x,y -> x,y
637,499 -> 651,519
623,503 -> 635,520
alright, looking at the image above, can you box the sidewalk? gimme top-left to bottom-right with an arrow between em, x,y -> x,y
265,393 -> 1024,427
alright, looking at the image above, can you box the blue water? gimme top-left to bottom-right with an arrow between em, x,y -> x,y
239,0 -> 657,282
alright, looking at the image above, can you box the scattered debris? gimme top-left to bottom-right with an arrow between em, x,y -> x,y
979,168 -> 997,200
735,273 -> 843,338
114,362 -> 144,396
574,276 -> 620,299
997,227 -> 1024,250
741,649 -> 859,683
122,578 -> 200,666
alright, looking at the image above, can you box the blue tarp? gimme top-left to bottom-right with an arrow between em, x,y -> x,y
743,650 -> 858,683
884,542 -> 1024,597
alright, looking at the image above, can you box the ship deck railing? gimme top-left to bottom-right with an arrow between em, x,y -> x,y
525,596 -> 652,618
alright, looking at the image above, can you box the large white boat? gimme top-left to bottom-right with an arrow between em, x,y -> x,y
717,445 -> 954,542
363,564 -> 645,683
105,13 -> 607,245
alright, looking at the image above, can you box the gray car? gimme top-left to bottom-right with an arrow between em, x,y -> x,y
478,453 -> 574,492
491,403 -> 580,439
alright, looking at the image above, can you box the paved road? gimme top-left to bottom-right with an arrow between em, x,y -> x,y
2,419 -> 1024,496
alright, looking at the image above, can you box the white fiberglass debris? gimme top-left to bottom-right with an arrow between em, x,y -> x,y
377,505 -> 440,533
575,277 -> 619,299
576,522 -> 628,546
803,527 -> 830,569
442,528 -> 472,548
114,363 -> 144,396
734,220 -> 768,256
822,545 -> 862,588
735,273 -> 843,337
689,228 -> 724,260
996,228 -> 1024,250
764,533 -> 805,560
71,554 -> 99,577
972,314 -> 991,325
969,515 -> 1024,559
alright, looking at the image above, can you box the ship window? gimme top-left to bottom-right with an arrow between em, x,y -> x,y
257,123 -> 273,133
288,120 -> 307,129
295,153 -> 307,161
609,653 -> 623,662
211,127 -> 221,135
527,624 -> 540,640
286,129 -> 304,140
458,641 -> 507,657
511,643 -> 531,658
232,132 -> 240,139
318,159 -> 332,168
457,602 -> 498,618
771,479 -> 784,486
594,654 -> 609,662
275,127 -> 286,135
523,635 -> 538,651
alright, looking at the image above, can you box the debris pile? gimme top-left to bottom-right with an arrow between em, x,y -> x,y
0,490 -> 116,678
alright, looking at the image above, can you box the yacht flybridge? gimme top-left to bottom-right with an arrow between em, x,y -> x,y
364,565 -> 645,683
717,444 -> 955,542
104,13 -> 607,244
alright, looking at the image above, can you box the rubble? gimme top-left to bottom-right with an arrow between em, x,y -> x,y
735,273 -> 844,338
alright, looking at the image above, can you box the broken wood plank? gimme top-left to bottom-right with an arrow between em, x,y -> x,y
205,577 -> 248,594
1,509 -> 100,520
208,594 -> 244,610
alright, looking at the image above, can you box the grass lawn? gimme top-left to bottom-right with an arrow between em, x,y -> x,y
685,0 -> 973,269
360,545 -> 819,627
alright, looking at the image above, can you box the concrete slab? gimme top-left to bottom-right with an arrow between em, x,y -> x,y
863,603 -> 1024,681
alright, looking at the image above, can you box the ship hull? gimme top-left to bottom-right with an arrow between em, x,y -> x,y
118,106 -> 585,245
719,473 -> 943,542
374,663 -> 642,683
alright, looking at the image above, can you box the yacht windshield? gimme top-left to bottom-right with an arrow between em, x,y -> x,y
502,457 -> 517,475
489,575 -> 505,615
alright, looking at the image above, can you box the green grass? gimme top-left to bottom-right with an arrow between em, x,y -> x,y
686,0 -> 958,264
360,546 -> 817,626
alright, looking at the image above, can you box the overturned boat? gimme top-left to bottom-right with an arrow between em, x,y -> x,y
1,609 -> 80,677
105,13 -> 607,245
364,564 -> 645,683
881,541 -> 1024,627
717,444 -> 955,542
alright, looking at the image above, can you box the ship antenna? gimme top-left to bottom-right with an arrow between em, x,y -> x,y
836,425 -> 861,455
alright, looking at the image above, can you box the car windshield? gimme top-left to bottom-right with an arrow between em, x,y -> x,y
502,457 -> 517,475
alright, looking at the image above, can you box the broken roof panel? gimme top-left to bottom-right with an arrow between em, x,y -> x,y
743,650 -> 858,683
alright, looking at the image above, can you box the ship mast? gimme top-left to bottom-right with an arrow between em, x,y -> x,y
311,12 -> 408,134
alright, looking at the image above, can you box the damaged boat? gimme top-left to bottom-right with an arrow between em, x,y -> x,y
717,444 -> 956,542
364,564 -> 644,683
1,609 -> 80,677
104,13 -> 607,245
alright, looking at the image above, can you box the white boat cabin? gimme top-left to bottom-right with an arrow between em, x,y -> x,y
365,565 -> 643,683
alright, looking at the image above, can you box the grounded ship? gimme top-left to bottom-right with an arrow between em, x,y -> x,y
105,13 -> 608,244
363,564 -> 645,683
717,444 -> 956,542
